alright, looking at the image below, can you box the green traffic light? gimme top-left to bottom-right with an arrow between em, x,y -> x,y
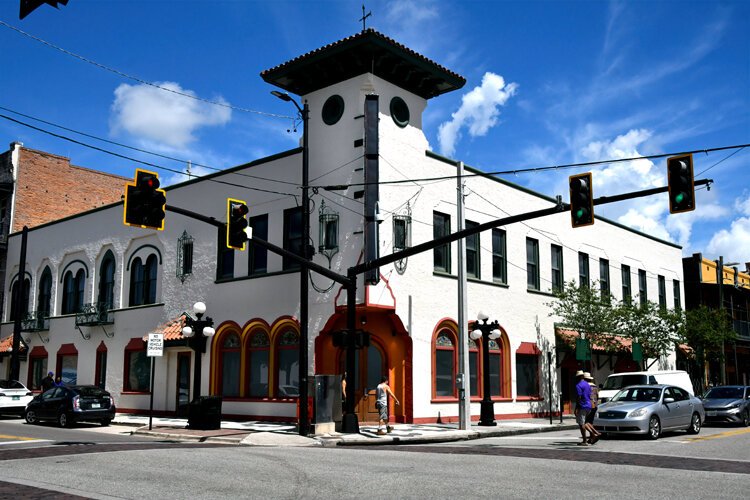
575,208 -> 585,220
674,192 -> 685,204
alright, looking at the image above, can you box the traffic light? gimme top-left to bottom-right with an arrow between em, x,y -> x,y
569,172 -> 594,228
123,169 -> 166,230
667,154 -> 695,214
20,0 -> 68,20
227,198 -> 249,250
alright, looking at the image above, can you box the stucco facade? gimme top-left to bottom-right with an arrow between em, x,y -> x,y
1,30 -> 685,425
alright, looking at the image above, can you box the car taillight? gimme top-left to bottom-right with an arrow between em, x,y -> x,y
73,395 -> 81,412
109,396 -> 115,406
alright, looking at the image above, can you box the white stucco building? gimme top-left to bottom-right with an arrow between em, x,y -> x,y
1,30 -> 684,425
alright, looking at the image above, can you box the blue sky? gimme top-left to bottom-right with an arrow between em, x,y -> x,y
1,0 -> 748,265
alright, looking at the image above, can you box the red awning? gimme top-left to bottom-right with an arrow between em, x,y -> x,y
517,341 -> 542,355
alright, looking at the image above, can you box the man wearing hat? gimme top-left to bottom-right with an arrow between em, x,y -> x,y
575,370 -> 593,445
584,372 -> 601,444
41,371 -> 54,392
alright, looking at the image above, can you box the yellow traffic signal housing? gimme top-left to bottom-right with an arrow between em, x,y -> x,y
227,198 -> 250,250
123,169 -> 166,230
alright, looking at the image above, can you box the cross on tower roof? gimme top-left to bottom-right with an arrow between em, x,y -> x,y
359,4 -> 372,31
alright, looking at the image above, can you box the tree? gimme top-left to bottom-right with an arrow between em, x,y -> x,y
612,300 -> 682,364
547,281 -> 617,352
679,305 -> 736,389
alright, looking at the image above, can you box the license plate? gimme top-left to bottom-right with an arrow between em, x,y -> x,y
706,411 -> 717,417
91,403 -> 101,409
12,396 -> 19,401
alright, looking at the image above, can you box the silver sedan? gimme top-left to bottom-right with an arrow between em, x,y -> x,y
593,384 -> 704,440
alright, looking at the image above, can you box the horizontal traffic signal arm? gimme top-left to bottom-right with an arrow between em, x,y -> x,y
164,204 -> 352,287
350,178 -> 712,277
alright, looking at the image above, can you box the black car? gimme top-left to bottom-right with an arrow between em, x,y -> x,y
24,385 -> 116,427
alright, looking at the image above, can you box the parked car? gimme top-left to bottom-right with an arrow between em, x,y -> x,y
24,385 -> 116,427
594,384 -> 704,440
0,380 -> 34,416
598,370 -> 694,404
701,385 -> 750,426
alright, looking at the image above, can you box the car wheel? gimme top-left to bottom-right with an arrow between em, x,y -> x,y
57,412 -> 70,428
742,410 -> 750,427
24,410 -> 37,425
687,412 -> 701,434
648,415 -> 661,440
100,419 -> 111,427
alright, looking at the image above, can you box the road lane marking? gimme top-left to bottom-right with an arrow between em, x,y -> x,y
0,440 -> 52,445
0,434 -> 45,442
684,428 -> 750,442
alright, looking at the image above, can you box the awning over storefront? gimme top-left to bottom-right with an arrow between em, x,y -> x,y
141,314 -> 188,342
516,341 -> 542,355
555,328 -> 633,352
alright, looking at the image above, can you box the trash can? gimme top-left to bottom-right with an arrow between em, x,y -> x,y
187,396 -> 222,430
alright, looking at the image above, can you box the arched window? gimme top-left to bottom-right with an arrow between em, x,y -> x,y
98,252 -> 116,310
129,254 -> 158,306
434,329 -> 456,398
469,338 -> 479,397
37,267 -> 52,317
276,329 -> 299,398
9,277 -> 30,321
61,270 -> 84,315
487,338 -> 503,397
248,330 -> 270,398
219,332 -> 241,397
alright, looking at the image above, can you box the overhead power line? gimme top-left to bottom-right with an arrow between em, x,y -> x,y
0,20 -> 292,120
0,113 -> 297,198
317,144 -> 749,190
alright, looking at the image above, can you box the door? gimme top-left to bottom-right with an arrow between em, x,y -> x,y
38,387 -> 65,420
339,343 -> 386,423
176,352 -> 191,416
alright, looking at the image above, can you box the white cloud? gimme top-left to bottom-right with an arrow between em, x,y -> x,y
735,192 -> 750,216
707,217 -> 750,264
437,72 -> 518,157
110,82 -> 231,148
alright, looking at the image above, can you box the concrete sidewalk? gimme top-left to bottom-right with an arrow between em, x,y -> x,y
116,414 -> 578,447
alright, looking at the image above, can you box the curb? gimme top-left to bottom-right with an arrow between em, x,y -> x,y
327,423 -> 580,447
132,428 -> 244,444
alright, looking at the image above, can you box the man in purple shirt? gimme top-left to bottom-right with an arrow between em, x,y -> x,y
575,370 -> 592,445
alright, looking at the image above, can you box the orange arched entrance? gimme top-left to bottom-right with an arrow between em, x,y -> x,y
315,307 -> 412,423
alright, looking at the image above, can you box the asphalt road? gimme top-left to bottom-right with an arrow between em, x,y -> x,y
0,418 -> 747,499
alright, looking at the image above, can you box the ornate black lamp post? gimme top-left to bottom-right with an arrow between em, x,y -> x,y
181,301 -> 215,401
470,311 -> 501,426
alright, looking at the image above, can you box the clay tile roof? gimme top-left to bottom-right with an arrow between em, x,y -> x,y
555,327 -> 633,351
142,314 -> 188,342
0,335 -> 26,354
261,28 -> 466,99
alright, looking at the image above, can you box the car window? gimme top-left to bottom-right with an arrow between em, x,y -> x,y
611,387 -> 660,402
74,386 -> 108,397
604,375 -> 647,390
672,387 -> 689,401
42,388 -> 58,400
648,376 -> 657,384
0,380 -> 24,389
705,387 -> 743,399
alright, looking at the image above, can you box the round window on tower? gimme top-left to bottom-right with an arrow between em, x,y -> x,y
321,95 -> 345,125
390,96 -> 410,128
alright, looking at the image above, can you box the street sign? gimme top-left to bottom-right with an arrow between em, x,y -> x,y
147,333 -> 164,357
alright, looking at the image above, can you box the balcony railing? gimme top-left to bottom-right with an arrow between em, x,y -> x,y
75,302 -> 114,327
21,310 -> 49,332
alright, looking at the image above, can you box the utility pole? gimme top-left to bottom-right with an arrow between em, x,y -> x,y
717,256 -> 726,386
456,162 -> 471,430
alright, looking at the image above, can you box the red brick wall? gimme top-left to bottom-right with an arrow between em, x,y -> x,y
13,147 -> 128,232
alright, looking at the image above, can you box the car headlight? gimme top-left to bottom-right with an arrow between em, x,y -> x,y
628,407 -> 649,418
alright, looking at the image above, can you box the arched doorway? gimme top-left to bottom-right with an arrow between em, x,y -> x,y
315,308 -> 411,423
338,341 -> 385,423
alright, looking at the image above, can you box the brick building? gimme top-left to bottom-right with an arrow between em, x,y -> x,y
0,142 -> 127,334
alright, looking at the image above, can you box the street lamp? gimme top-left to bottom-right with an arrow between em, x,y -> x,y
272,90 -> 311,436
181,301 -> 216,402
470,311 -> 501,426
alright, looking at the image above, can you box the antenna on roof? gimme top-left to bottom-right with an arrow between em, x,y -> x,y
359,4 -> 372,31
